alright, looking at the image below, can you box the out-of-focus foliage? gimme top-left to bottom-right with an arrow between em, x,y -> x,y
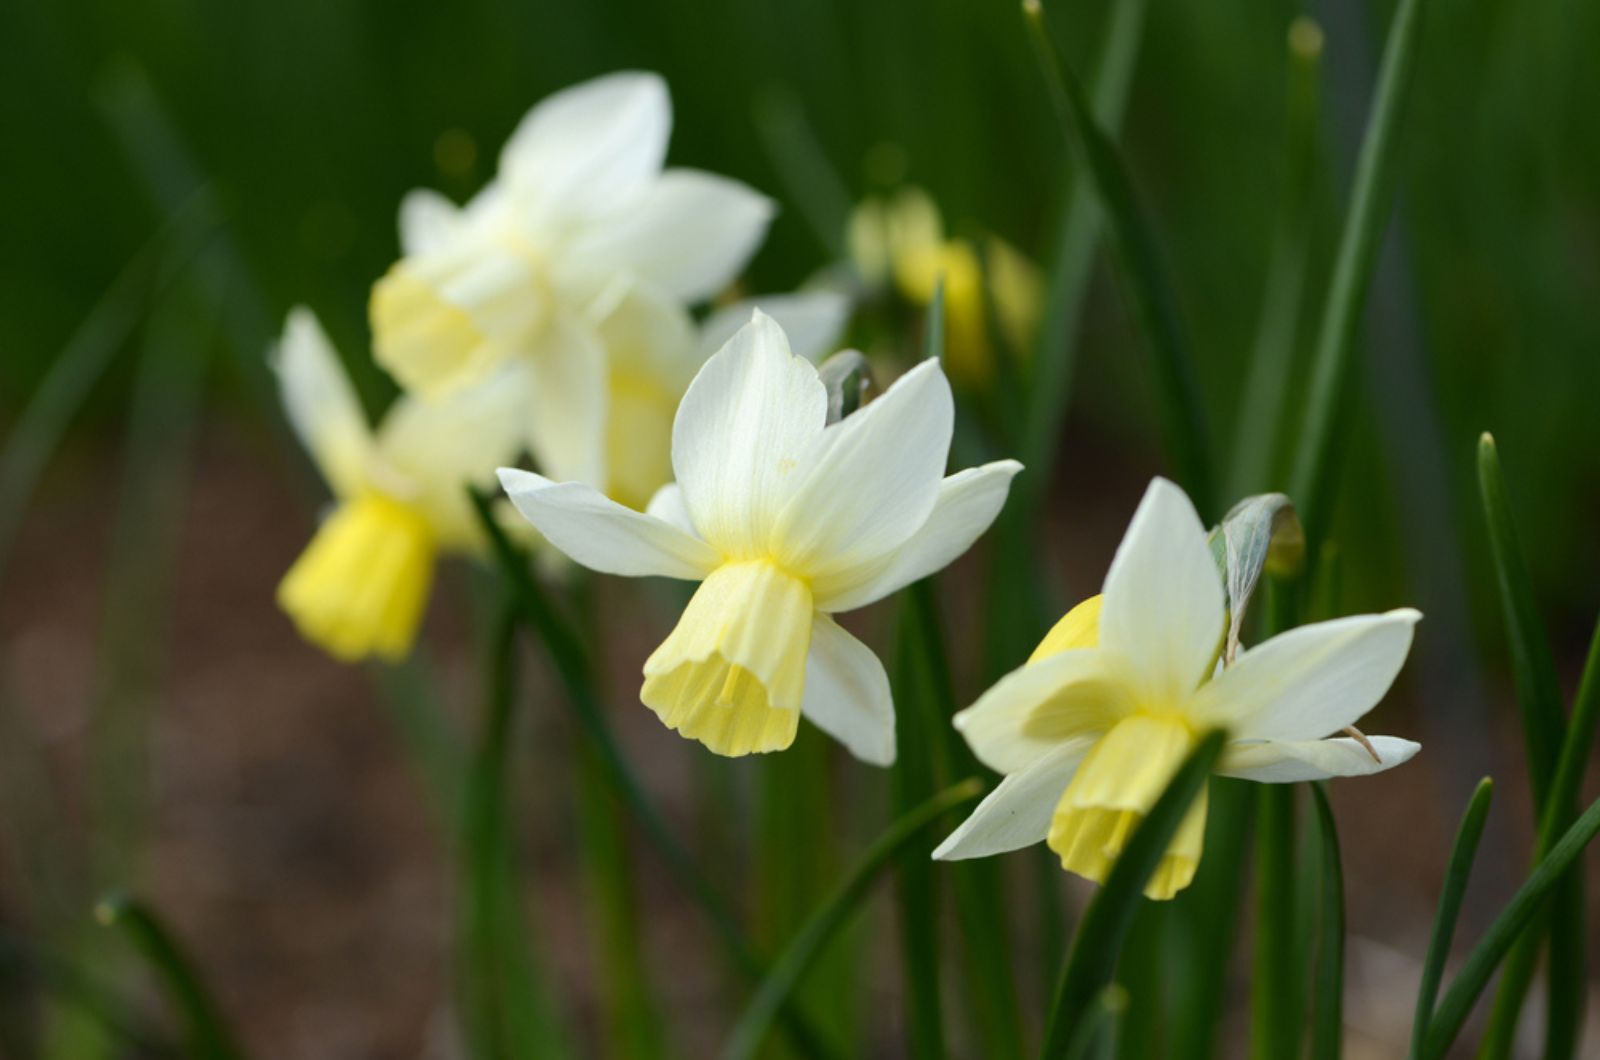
2,0 -> 1597,622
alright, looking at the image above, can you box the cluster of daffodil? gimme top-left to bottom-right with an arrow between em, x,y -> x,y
277,71 -> 1420,899
277,72 -> 846,660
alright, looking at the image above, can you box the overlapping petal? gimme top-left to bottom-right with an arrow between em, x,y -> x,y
671,312 -> 826,557
932,740 -> 1093,860
498,71 -> 671,221
498,468 -> 718,579
812,460 -> 1022,612
273,308 -> 373,500
1218,735 -> 1420,783
800,615 -> 895,766
700,291 -> 850,362
566,170 -> 774,302
397,189 -> 463,257
952,649 -> 1132,775
1098,478 -> 1225,706
524,314 -> 608,488
770,358 -> 953,578
1189,609 -> 1421,740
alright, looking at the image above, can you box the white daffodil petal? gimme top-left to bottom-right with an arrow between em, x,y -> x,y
644,483 -> 697,537
813,460 -> 1022,612
771,358 -> 953,578
273,307 -> 373,499
497,468 -> 718,579
398,189 -> 462,257
524,314 -> 608,488
671,311 -> 826,556
800,614 -> 895,766
932,740 -> 1093,860
1218,735 -> 1420,783
1098,478 -> 1225,705
1189,609 -> 1422,741
953,649 -> 1131,775
568,169 -> 775,302
498,71 -> 671,219
700,291 -> 851,362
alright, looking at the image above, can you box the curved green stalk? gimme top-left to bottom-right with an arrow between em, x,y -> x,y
1020,0 -> 1217,518
1250,784 -> 1301,1060
1423,786 -> 1600,1059
1476,434 -> 1575,1056
1308,785 -> 1345,1060
1287,0 -> 1431,535
722,779 -> 982,1060
458,605 -> 565,1059
1230,18 -> 1324,496
1040,730 -> 1228,1057
94,894 -> 243,1060
468,490 -> 835,1060
1409,778 -> 1494,1058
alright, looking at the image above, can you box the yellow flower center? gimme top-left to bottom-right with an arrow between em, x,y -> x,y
1046,712 -> 1207,900
277,493 -> 436,662
370,248 -> 542,395
604,367 -> 678,511
641,560 -> 814,756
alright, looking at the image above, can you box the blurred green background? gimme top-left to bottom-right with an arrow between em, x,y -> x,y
3,0 -> 1599,1056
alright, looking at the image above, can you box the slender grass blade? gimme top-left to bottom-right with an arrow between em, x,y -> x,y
1307,785 -> 1344,1060
1021,0 -> 1217,518
1409,777 -> 1493,1058
722,780 -> 982,1060
94,894 -> 244,1060
1286,0 -> 1430,536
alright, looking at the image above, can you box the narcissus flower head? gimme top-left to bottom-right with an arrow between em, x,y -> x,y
274,309 -> 521,662
371,71 -> 775,488
935,478 -> 1421,899
499,311 -> 1021,764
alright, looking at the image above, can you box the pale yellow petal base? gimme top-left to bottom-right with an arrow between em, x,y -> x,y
642,561 -> 813,756
1047,713 -> 1207,900
278,494 -> 436,662
1028,594 -> 1104,662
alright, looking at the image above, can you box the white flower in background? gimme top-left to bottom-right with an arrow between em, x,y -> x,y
935,478 -> 1421,900
371,71 -> 774,488
498,311 -> 1021,764
596,285 -> 849,509
275,309 -> 523,662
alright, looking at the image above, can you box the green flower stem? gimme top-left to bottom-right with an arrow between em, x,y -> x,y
1409,778 -> 1493,1059
94,894 -> 243,1060
1286,0 -> 1430,537
1307,785 -> 1345,1060
468,490 -> 835,1060
459,605 -> 566,1059
1021,0 -> 1217,519
1249,784 -> 1301,1060
1229,18 -> 1325,497
722,779 -> 983,1060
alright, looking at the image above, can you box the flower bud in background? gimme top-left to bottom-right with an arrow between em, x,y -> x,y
848,186 -> 1041,389
274,309 -> 523,662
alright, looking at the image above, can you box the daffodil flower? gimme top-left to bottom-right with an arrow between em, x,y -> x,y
275,309 -> 522,662
849,186 -> 1040,388
498,311 -> 1021,764
934,478 -> 1420,899
596,284 -> 849,510
371,71 -> 774,487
